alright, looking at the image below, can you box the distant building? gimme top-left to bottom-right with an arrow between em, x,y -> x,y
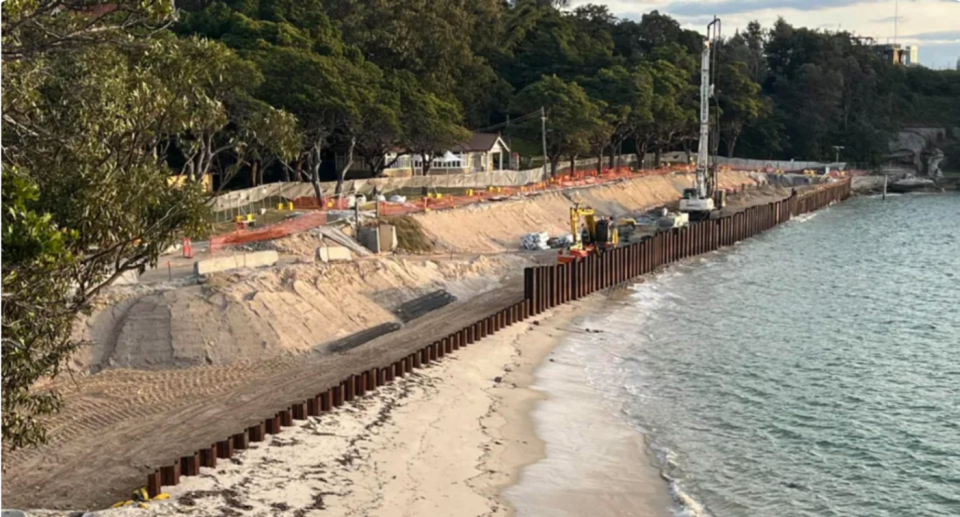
874,43 -> 919,66
956,56 -> 960,71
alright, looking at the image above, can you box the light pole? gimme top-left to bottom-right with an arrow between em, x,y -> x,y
831,146 -> 844,164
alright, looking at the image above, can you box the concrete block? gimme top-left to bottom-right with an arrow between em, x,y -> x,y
193,250 -> 278,276
111,269 -> 140,286
316,246 -> 352,263
358,227 -> 380,253
378,224 -> 398,252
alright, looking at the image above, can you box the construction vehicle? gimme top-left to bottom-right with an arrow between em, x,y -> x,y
558,203 -> 618,263
679,18 -> 727,221
657,207 -> 690,229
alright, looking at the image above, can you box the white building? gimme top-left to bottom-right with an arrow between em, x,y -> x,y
381,133 -> 514,176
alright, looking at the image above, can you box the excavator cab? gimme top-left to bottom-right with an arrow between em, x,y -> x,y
559,204 -> 618,263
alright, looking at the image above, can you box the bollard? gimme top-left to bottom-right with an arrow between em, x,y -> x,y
199,445 -> 217,468
266,414 -> 282,434
332,385 -> 344,407
216,439 -> 233,459
292,402 -> 307,420
233,431 -> 249,450
280,408 -> 294,426
160,460 -> 180,486
181,453 -> 200,476
355,372 -> 366,396
249,421 -> 266,441
147,470 -> 162,497
344,376 -> 355,402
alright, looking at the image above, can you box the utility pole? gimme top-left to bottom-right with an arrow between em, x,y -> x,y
894,0 -> 899,45
541,106 -> 549,177
832,145 -> 844,165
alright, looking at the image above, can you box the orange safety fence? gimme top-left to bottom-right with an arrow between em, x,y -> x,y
209,164 -> 709,249
210,211 -> 328,255
362,164 -> 699,218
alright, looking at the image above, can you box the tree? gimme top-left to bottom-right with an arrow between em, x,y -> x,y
2,24 -> 211,447
581,65 -> 654,169
717,62 -> 769,157
397,75 -> 471,176
510,75 -> 604,175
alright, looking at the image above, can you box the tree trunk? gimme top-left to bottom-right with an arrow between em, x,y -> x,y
250,160 -> 259,187
569,155 -> 576,176
335,137 -> 357,196
597,151 -> 603,175
420,152 -> 432,176
548,155 -> 560,177
295,156 -> 304,182
654,147 -> 662,168
309,143 -> 323,204
726,127 -> 742,158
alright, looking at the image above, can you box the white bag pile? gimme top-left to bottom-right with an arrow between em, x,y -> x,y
520,232 -> 550,250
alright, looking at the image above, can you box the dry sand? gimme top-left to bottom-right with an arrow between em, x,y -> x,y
415,171 -> 759,253
23,299 -> 670,517
70,254 -> 528,373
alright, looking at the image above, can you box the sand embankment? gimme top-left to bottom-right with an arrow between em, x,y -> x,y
73,255 -> 529,373
415,171 -> 759,253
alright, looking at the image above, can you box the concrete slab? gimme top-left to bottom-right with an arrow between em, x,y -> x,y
378,224 -> 398,252
316,246 -> 352,263
193,250 -> 279,276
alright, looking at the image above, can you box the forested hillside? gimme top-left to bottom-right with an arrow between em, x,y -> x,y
175,0 -> 960,178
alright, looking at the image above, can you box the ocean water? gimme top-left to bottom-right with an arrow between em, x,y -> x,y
563,193 -> 960,517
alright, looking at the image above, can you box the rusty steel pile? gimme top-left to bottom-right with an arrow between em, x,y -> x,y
143,179 -> 852,498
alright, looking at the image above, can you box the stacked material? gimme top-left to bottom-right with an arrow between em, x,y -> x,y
546,234 -> 574,249
520,232 -> 550,250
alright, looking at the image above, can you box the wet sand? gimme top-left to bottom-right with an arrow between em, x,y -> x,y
505,315 -> 673,517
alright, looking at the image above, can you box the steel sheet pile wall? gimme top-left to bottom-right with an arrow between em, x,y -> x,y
144,180 -> 850,497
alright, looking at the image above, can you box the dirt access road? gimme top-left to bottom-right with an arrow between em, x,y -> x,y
2,278 -> 526,511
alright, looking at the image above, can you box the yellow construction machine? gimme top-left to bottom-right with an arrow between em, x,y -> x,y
558,203 -> 618,263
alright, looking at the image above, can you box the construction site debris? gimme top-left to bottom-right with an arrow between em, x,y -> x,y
520,232 -> 550,250
314,227 -> 373,257
316,246 -> 352,263
394,290 -> 457,323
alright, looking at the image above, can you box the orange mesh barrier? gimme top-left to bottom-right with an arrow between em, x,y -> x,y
210,212 -> 328,255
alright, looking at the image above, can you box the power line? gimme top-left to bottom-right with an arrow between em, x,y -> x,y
469,110 -> 542,134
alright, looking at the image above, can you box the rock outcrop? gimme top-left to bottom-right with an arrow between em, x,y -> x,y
888,127 -> 958,177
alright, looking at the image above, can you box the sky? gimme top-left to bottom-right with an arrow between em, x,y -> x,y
578,0 -> 960,69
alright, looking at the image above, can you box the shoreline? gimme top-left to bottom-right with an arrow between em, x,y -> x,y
34,299 -> 629,517
504,294 -> 673,517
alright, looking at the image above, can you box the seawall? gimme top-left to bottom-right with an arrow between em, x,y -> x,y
133,179 -> 851,501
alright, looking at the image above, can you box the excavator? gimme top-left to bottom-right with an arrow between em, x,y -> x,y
557,203 -> 618,264
679,18 -> 727,221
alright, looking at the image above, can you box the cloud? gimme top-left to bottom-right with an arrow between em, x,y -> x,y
902,30 -> 960,41
870,15 -> 907,23
661,0 -> 871,17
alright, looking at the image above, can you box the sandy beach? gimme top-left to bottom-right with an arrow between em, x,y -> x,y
27,295 -> 668,517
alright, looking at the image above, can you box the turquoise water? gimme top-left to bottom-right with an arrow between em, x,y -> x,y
569,193 -> 960,517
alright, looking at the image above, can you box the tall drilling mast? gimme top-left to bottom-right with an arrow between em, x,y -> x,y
680,17 -> 722,220
694,36 -> 712,200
